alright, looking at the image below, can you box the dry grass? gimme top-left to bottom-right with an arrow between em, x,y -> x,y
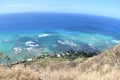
0,65 -> 119,80
0,65 -> 41,80
1,44 -> 120,80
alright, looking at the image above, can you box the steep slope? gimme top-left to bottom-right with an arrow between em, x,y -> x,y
78,44 -> 120,73
0,44 -> 120,80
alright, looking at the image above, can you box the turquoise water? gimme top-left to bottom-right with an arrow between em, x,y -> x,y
0,29 -> 118,63
0,13 -> 120,63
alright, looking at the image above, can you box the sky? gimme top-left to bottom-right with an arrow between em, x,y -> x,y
0,0 -> 120,18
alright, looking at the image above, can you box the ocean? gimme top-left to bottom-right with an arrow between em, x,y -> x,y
0,13 -> 120,63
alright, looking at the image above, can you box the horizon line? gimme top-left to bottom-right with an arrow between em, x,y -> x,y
0,11 -> 120,20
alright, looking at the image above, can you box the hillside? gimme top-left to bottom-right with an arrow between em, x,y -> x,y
0,44 -> 120,80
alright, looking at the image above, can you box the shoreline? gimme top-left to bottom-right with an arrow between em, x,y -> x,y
0,49 -> 100,66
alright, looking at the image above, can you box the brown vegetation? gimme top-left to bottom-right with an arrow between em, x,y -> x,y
0,44 -> 120,80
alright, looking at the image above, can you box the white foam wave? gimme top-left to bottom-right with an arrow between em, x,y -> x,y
26,47 -> 33,52
112,40 -> 120,43
57,40 -> 77,47
65,40 -> 77,47
88,43 -> 95,49
13,47 -> 22,54
25,41 -> 39,47
58,40 -> 65,45
38,33 -> 51,38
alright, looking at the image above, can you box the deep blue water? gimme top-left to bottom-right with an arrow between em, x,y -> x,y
0,13 -> 120,63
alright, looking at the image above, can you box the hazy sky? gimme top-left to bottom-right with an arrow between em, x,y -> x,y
0,0 -> 120,18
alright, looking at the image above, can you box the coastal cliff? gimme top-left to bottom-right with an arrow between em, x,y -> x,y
0,44 -> 120,80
